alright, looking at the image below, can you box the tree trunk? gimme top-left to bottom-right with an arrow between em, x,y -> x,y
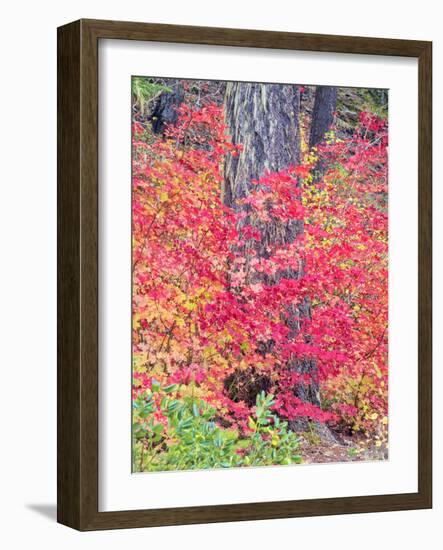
309,86 -> 338,148
223,82 -> 300,206
223,82 -> 321,419
150,81 -> 184,134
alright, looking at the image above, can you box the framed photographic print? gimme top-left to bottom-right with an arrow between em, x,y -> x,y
57,19 -> 432,530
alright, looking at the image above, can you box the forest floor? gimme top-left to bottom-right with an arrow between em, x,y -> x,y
299,431 -> 388,464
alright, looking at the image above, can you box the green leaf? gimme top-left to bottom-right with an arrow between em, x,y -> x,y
248,417 -> 257,431
153,423 -> 164,435
179,418 -> 194,430
168,400 -> 180,413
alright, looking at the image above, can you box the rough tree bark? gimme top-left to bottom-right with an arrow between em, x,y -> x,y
223,82 -> 321,422
224,83 -> 300,205
309,86 -> 338,148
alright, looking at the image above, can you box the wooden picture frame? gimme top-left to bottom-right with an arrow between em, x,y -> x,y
57,18 -> 432,530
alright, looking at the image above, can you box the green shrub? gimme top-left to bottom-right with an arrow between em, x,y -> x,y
133,384 -> 302,471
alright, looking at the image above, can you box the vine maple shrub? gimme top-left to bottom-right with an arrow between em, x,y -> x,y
132,99 -> 388,471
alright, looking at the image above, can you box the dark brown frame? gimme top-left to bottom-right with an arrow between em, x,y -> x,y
57,18 -> 432,531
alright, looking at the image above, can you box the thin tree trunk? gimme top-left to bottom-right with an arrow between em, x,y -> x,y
309,86 -> 338,148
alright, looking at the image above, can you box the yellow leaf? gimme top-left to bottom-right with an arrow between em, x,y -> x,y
159,192 -> 169,202
248,417 -> 257,431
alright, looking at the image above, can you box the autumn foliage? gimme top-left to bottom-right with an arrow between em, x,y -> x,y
132,93 -> 388,470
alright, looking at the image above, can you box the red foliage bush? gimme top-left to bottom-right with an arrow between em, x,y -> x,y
132,101 -> 388,440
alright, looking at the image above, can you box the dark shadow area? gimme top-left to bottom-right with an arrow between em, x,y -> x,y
26,503 -> 57,522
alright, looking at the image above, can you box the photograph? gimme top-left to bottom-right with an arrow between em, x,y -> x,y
131,76 -> 389,473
